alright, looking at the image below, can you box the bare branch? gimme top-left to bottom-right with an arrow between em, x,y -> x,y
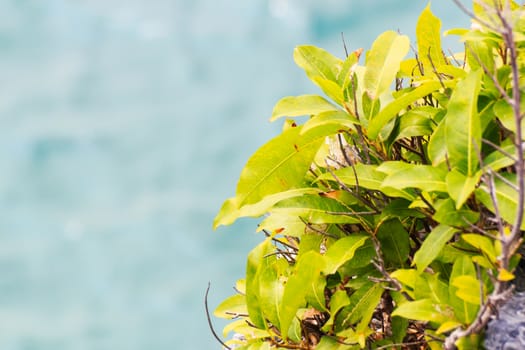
205,282 -> 232,350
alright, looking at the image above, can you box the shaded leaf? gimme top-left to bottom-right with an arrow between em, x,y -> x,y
433,198 -> 479,227
413,225 -> 457,273
376,219 -> 410,267
336,281 -> 384,330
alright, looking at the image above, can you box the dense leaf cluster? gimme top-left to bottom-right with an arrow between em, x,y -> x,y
213,2 -> 525,349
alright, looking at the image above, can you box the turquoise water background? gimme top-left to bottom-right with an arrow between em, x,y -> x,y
0,1 -> 466,349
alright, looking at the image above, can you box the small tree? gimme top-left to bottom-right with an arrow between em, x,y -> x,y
211,1 -> 525,349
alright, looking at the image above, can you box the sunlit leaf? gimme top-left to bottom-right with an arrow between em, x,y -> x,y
257,255 -> 288,328
416,4 -> 447,75
476,173 -> 525,229
214,294 -> 247,319
368,81 -> 442,139
449,256 -> 478,324
446,169 -> 481,209
428,118 -> 447,166
364,31 -> 410,100
392,299 -> 449,324
323,235 -> 368,274
301,110 -> 359,135
271,194 -> 361,224
270,95 -> 339,121
381,164 -> 448,193
294,45 -> 342,83
246,239 -> 274,329
214,125 -> 338,228
279,250 -> 325,340
462,234 -> 497,263
452,275 -> 485,305
445,69 -> 482,176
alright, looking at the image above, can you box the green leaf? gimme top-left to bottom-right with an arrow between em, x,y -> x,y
279,250 -> 325,339
433,198 -> 479,227
493,98 -> 525,137
214,125 -> 336,228
336,281 -> 384,330
337,50 -> 360,89
381,164 -> 448,193
317,163 -> 385,190
270,95 -> 338,121
428,118 -> 447,166
214,294 -> 247,319
305,273 -> 328,312
413,224 -> 457,273
392,299 -> 449,324
271,194 -> 361,224
445,69 -> 483,176
322,289 -> 351,331
312,76 -> 345,105
217,188 -> 322,228
483,144 -> 517,172
449,256 -> 478,324
294,45 -> 342,83
451,275 -> 485,305
376,219 -> 410,267
367,81 -> 442,139
446,169 -> 481,209
394,108 -> 435,141
323,235 -> 369,275
476,173 -> 525,229
258,212 -> 306,237
364,31 -> 410,100
257,255 -> 288,328
301,110 -> 359,135
246,239 -> 274,329
462,234 -> 497,263
416,4 -> 447,75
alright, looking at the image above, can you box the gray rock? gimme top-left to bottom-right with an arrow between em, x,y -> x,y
484,292 -> 525,349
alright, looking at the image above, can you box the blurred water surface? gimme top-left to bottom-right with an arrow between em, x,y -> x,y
0,1 -> 465,349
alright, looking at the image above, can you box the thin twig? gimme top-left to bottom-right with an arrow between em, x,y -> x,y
205,282 -> 232,350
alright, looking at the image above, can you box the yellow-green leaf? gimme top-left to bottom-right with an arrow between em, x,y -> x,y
416,4 -> 447,75
271,95 -> 338,121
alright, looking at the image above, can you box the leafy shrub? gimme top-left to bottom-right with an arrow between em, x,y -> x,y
212,1 -> 525,349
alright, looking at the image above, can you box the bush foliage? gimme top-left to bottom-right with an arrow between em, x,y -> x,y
212,1 -> 525,349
